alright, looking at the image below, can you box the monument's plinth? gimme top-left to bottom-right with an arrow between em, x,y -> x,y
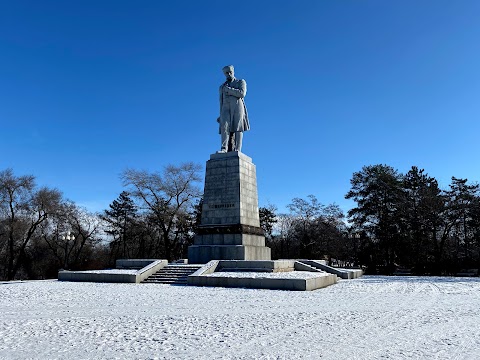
188,152 -> 271,263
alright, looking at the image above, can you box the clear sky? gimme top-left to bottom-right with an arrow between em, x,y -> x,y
1,1 -> 479,215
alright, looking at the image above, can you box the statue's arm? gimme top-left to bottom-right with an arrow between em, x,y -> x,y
218,85 -> 223,122
224,80 -> 247,98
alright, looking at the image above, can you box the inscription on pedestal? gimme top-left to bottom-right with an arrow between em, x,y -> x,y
208,203 -> 235,209
197,224 -> 264,236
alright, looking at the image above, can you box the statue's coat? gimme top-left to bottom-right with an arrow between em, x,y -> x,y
218,78 -> 250,134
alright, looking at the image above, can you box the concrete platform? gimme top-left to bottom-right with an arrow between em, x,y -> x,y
58,259 -> 167,283
187,260 -> 338,291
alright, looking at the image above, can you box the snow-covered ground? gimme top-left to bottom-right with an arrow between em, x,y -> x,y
1,276 -> 480,359
204,271 -> 331,279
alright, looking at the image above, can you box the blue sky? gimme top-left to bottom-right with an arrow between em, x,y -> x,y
1,1 -> 479,214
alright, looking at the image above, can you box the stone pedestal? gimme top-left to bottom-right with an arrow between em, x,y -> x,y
188,152 -> 271,264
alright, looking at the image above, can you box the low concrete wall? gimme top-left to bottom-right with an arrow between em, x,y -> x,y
305,274 -> 338,291
302,260 -> 363,279
188,260 -> 219,279
188,273 -> 337,291
337,268 -> 363,279
58,260 -> 168,283
137,260 -> 168,282
294,261 -> 323,272
58,271 -> 137,283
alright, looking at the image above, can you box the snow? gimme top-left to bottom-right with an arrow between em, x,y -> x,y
205,271 -> 331,279
1,276 -> 480,359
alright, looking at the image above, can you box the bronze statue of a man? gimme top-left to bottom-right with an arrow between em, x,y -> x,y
217,65 -> 250,153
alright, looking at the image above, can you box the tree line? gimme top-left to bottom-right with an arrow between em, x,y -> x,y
0,163 -> 201,281
345,164 -> 480,275
1,163 -> 479,280
0,169 -> 103,280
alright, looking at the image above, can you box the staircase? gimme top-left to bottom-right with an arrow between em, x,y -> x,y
142,264 -> 203,285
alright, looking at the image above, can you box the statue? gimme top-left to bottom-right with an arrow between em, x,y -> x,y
217,65 -> 250,153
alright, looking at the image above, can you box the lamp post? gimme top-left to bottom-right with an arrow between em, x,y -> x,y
62,231 -> 75,269
348,232 -> 360,267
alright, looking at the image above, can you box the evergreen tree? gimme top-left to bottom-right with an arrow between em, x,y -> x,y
101,191 -> 137,259
345,164 -> 404,274
259,205 -> 277,241
400,166 -> 443,274
444,177 -> 479,272
468,195 -> 480,275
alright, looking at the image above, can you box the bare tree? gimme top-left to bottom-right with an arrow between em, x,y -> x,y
41,202 -> 102,270
271,213 -> 296,259
121,162 -> 202,261
287,195 -> 324,258
0,169 -> 62,280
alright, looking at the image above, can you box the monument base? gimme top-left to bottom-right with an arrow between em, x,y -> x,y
188,243 -> 271,264
188,151 -> 271,264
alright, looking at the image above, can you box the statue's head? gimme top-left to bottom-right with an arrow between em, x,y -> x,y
222,65 -> 235,82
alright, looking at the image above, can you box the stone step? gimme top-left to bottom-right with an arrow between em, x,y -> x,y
144,280 -> 187,284
149,274 -> 190,278
144,277 -> 188,282
218,268 -> 273,273
157,268 -> 200,271
146,279 -> 188,283
141,264 -> 203,285
150,275 -> 191,278
155,271 -> 198,275
144,276 -> 188,282
161,269 -> 200,273
149,272 -> 191,275
157,269 -> 197,272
